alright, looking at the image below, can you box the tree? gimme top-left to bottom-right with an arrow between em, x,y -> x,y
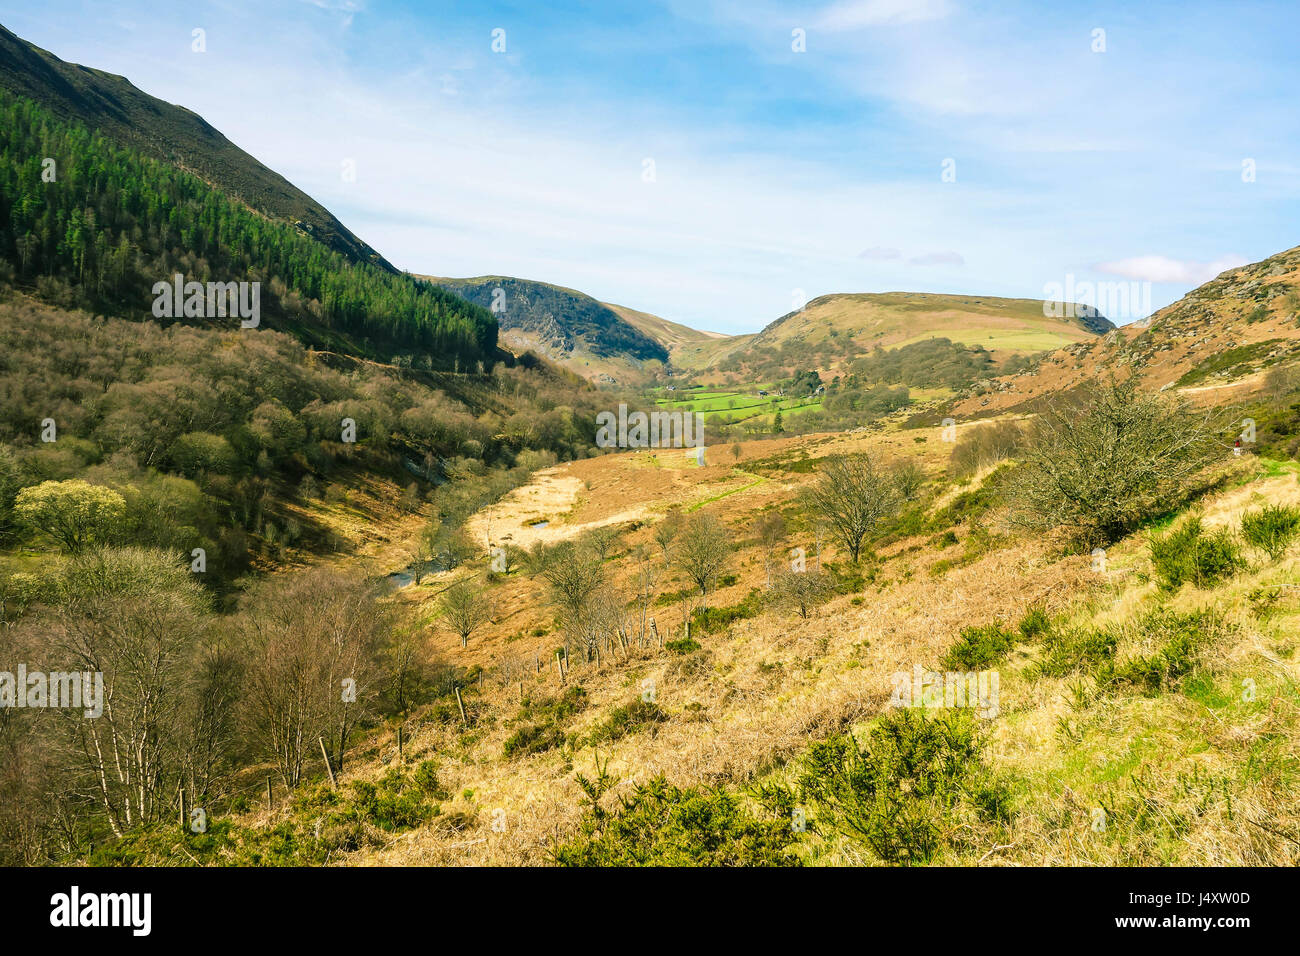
752,510 -> 788,586
801,454 -> 897,563
653,508 -> 684,565
582,525 -> 621,562
891,458 -> 926,501
673,512 -> 732,600
46,548 -> 211,834
441,579 -> 491,648
1010,380 -> 1222,550
541,540 -> 606,619
0,445 -> 22,542
239,568 -> 388,786
770,566 -> 833,619
14,479 -> 125,552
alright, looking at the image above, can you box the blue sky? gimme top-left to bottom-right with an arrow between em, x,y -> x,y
4,0 -> 1298,333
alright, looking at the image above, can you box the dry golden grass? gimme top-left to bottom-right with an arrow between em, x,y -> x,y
253,421 -> 1300,867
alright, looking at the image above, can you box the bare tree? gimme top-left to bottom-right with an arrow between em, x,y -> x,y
891,458 -> 926,501
769,566 -> 833,619
440,579 -> 491,648
801,453 -> 898,563
653,507 -> 684,565
240,567 -> 388,787
673,512 -> 732,602
540,540 -> 606,619
582,524 -> 622,562
752,510 -> 788,587
47,548 -> 209,834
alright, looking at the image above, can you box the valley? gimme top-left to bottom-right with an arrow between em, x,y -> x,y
0,16 -> 1298,877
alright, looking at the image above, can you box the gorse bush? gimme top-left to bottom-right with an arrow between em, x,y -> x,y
502,687 -> 588,758
1240,503 -> 1300,561
1097,608 -> 1226,696
1017,605 -> 1051,640
1032,624 -> 1119,679
554,770 -> 800,867
1030,607 -> 1225,694
798,709 -> 1011,864
1148,518 -> 1245,590
502,723 -> 566,759
586,699 -> 669,745
940,622 -> 1016,670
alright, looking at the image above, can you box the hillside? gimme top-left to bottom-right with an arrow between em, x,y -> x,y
46,385 -> 1300,868
954,245 -> 1300,417
422,275 -> 672,384
0,85 -> 498,367
0,24 -> 388,269
689,292 -> 1113,385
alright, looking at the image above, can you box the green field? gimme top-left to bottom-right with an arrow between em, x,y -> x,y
656,386 -> 822,427
894,328 -> 1078,353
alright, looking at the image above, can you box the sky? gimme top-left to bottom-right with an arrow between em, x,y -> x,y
3,0 -> 1298,333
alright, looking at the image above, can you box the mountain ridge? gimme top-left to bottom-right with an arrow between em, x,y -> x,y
0,23 -> 390,270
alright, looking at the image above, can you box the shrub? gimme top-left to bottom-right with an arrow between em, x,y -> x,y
554,773 -> 800,866
502,722 -> 566,759
941,622 -> 1016,670
1240,503 -> 1300,562
587,699 -> 669,745
768,568 -> 833,619
690,587 -> 763,634
1097,608 -> 1225,695
1032,625 -> 1118,679
1010,380 -> 1222,550
1148,518 -> 1244,590
412,760 -> 448,799
1017,605 -> 1051,640
798,709 -> 1011,864
949,420 -> 1025,478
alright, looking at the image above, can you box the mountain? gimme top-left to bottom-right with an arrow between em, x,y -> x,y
681,292 -> 1113,385
0,26 -> 498,370
0,24 -> 388,269
953,245 -> 1300,416
421,275 -> 675,384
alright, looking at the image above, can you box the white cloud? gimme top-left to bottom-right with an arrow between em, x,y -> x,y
858,246 -> 902,260
817,0 -> 953,30
1094,255 -> 1249,285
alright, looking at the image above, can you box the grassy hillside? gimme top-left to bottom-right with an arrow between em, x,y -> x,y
690,292 -> 1112,385
954,245 -> 1300,418
43,375 -> 1300,867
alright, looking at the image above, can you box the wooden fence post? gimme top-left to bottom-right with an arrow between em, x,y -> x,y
318,736 -> 337,789
454,686 -> 468,724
